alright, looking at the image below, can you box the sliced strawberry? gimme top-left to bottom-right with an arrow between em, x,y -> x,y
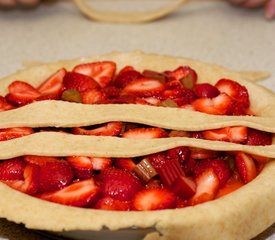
170,176 -> 196,199
167,147 -> 191,165
37,68 -> 66,99
145,179 -> 163,189
39,179 -> 100,207
131,188 -> 177,211
24,156 -> 59,166
189,168 -> 220,206
122,127 -> 167,139
90,157 -> 112,171
72,122 -> 123,137
164,66 -> 197,89
81,89 -> 106,104
245,128 -> 272,146
66,156 -> 93,179
216,172 -> 244,198
6,81 -> 41,106
73,61 -> 116,88
0,127 -> 34,141
115,158 -> 136,171
0,96 -> 14,112
202,126 -> 248,143
121,78 -> 164,98
181,157 -> 196,176
191,93 -> 234,115
0,158 -> 26,180
235,152 -> 257,183
113,67 -> 142,88
102,86 -> 121,99
215,79 -> 250,108
190,148 -> 219,159
38,160 -> 74,193
194,158 -> 231,187
141,97 -> 161,106
168,130 -> 190,138
63,72 -> 99,92
4,163 -> 40,195
95,196 -> 130,211
100,168 -> 142,201
194,83 -> 220,98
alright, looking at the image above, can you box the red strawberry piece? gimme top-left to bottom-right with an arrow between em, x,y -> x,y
39,179 -> 100,207
66,156 -> 93,179
194,158 -> 231,187
190,148 -> 219,159
81,89 -> 107,104
73,122 -> 123,137
142,70 -> 167,82
235,152 -> 257,183
194,83 -> 220,98
38,160 -> 74,193
4,163 -> 40,195
215,79 -> 250,108
24,156 -> 59,166
102,86 -> 121,99
181,157 -> 196,176
0,158 -> 26,180
189,168 -> 220,206
0,96 -> 14,112
73,61 -> 116,88
90,157 -> 112,171
192,93 -> 234,115
95,196 -> 130,211
0,127 -> 34,141
245,128 -> 272,146
113,67 -> 142,88
6,81 -> 41,106
131,188 -> 177,211
202,126 -> 248,143
167,147 -> 191,165
115,158 -> 136,171
121,78 -> 164,98
122,127 -> 167,139
216,172 -> 244,198
63,72 -> 99,92
164,66 -> 197,89
37,68 -> 66,99
145,179 -> 163,189
100,168 -> 142,201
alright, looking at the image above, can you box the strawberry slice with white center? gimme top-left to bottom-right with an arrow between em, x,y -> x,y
90,157 -> 112,171
6,81 -> 41,106
235,152 -> 257,183
122,127 -> 167,139
66,156 -> 93,179
24,156 -> 60,166
37,68 -> 66,99
39,179 -> 100,207
95,196 -> 130,211
215,79 -> 250,108
189,168 -> 220,206
73,122 -> 123,137
113,66 -> 142,88
115,158 -> 136,171
191,93 -> 234,115
131,188 -> 177,211
4,163 -> 40,195
121,78 -> 165,98
73,61 -> 116,88
0,96 -> 14,112
0,127 -> 34,141
190,148 -> 219,160
202,126 -> 248,143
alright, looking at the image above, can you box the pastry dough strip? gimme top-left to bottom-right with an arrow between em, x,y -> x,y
0,132 -> 274,159
0,101 -> 275,133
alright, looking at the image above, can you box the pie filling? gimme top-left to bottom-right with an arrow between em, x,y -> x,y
0,61 -> 272,211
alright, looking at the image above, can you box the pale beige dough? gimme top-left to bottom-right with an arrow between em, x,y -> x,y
0,51 -> 274,240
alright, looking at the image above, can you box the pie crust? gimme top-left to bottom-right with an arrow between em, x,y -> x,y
0,51 -> 274,240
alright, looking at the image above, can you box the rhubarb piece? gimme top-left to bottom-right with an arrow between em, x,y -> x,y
142,70 -> 166,82
160,99 -> 178,107
61,89 -> 82,103
134,158 -> 157,182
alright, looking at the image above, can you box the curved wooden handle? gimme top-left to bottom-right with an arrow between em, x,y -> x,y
73,0 -> 188,23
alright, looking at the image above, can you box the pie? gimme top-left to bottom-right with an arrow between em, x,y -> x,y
0,51 -> 274,240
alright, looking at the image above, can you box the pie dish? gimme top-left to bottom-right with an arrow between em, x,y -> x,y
0,51 -> 274,240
